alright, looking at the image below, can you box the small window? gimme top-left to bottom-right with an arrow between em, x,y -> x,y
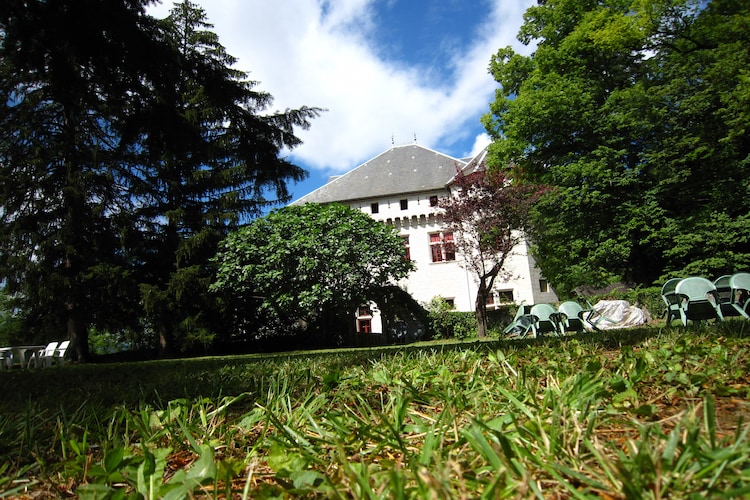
539,279 -> 549,293
371,202 -> 379,214
443,232 -> 455,261
485,294 -> 495,306
358,319 -> 372,333
445,298 -> 455,309
497,290 -> 514,303
429,195 -> 438,207
400,199 -> 408,210
357,305 -> 371,317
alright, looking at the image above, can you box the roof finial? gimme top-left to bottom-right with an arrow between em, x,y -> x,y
413,132 -> 417,144
391,133 -> 395,147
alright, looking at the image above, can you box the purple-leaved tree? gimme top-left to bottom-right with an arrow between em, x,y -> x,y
439,163 -> 548,337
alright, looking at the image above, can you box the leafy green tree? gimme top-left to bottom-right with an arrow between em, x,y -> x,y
132,1 -> 320,355
438,165 -> 546,337
211,203 -> 415,345
483,0 -> 750,295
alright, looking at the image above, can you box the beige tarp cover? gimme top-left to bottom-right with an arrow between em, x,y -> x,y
587,299 -> 648,330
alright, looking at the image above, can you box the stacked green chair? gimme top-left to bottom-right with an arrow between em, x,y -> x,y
727,272 -> 750,319
674,277 -> 723,326
661,277 -> 684,325
503,304 -> 535,338
529,303 -> 560,338
557,301 -> 600,334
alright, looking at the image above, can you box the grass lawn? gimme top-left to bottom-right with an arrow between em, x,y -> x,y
1,324 -> 749,498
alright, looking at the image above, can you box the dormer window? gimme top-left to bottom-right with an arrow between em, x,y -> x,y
371,202 -> 379,214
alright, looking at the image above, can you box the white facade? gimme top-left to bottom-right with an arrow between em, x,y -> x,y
353,192 -> 557,312
293,144 -> 558,333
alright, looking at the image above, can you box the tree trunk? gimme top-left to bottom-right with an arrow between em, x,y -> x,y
159,322 -> 176,358
67,306 -> 90,362
475,279 -> 489,338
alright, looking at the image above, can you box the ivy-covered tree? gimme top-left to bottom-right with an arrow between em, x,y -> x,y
483,0 -> 750,295
211,203 -> 415,345
133,1 -> 320,355
438,164 -> 546,337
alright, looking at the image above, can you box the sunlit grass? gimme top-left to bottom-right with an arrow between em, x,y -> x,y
1,326 -> 749,498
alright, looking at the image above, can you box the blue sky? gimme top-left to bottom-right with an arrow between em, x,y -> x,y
147,0 -> 536,204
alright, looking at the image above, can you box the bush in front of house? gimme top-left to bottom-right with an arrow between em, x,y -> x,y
425,297 -> 477,340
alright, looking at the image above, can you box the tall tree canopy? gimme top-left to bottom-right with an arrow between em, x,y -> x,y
483,0 -> 750,295
0,0 -> 319,360
211,203 -> 415,344
439,163 -> 546,337
133,1 -> 319,355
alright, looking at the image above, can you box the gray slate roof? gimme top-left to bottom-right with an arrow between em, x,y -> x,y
293,144 -> 467,204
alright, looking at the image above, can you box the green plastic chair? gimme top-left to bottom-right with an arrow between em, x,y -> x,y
530,303 -> 560,338
727,272 -> 750,320
557,301 -> 601,334
713,275 -> 741,319
661,277 -> 684,325
674,277 -> 723,326
503,304 -> 535,338
714,275 -> 732,302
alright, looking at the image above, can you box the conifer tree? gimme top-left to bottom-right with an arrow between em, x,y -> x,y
0,0 -> 320,359
134,1 -> 320,355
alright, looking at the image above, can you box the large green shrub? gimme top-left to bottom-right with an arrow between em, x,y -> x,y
425,297 -> 477,340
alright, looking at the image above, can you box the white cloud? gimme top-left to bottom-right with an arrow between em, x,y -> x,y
147,0 -> 535,171
468,133 -> 492,158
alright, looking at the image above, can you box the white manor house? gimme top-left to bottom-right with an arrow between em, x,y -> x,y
293,143 -> 558,335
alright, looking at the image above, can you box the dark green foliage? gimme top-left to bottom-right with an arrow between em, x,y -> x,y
484,0 -> 750,295
0,289 -> 22,346
124,1 -> 321,355
0,0 -> 165,359
425,297 -> 477,340
0,1 -> 319,358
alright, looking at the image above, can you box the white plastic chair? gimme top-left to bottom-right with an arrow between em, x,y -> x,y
35,342 -> 59,368
55,340 -> 70,364
0,349 -> 11,370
